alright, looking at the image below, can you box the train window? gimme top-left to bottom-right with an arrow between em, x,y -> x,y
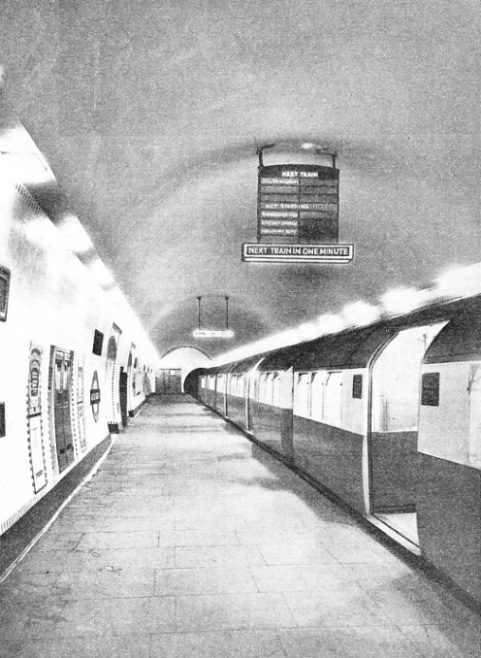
233,374 -> 245,397
324,372 -> 343,425
92,330 -> 104,355
272,374 -> 280,405
0,266 -> 11,322
265,374 -> 273,404
352,374 -> 363,399
252,376 -> 259,401
311,371 -> 327,421
258,374 -> 265,402
421,372 -> 440,406
295,373 -> 311,417
260,373 -> 271,403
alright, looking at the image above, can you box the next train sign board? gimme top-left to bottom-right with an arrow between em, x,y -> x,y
242,159 -> 354,264
242,244 -> 354,263
257,164 -> 340,242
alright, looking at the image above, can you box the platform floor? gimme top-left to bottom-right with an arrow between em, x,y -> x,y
1,395 -> 479,657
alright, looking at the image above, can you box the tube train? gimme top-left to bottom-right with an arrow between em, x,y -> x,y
186,293 -> 481,607
0,170 -> 158,540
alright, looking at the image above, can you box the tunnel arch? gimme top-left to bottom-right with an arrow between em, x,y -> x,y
157,346 -> 212,393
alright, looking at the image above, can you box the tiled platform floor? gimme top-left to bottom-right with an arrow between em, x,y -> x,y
1,395 -> 479,657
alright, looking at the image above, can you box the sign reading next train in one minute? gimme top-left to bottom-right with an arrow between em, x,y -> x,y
258,164 -> 339,243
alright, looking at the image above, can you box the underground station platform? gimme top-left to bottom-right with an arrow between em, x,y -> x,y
1,395 -> 480,658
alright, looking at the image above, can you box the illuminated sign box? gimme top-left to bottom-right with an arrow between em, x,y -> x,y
193,329 -> 235,338
258,164 -> 339,243
242,243 -> 354,264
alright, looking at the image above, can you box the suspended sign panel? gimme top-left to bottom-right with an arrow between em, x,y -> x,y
193,329 -> 235,338
242,243 -> 353,264
258,164 -> 339,243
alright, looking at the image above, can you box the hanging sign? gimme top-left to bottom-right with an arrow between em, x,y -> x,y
242,151 -> 354,264
193,329 -> 235,338
242,243 -> 353,263
258,164 -> 340,242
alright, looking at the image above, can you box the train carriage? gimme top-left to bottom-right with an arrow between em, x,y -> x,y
417,302 -> 481,603
194,293 -> 481,607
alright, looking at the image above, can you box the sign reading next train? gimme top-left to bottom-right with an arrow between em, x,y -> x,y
242,244 -> 354,263
242,161 -> 354,264
258,164 -> 340,242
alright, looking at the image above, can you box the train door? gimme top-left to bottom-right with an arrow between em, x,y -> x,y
468,365 -> 481,467
369,323 -> 445,547
127,351 -> 134,413
280,368 -> 294,460
119,367 -> 128,427
50,347 -> 75,473
225,372 -> 232,418
246,373 -> 253,431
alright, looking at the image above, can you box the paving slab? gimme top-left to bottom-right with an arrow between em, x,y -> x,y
0,394 -> 479,658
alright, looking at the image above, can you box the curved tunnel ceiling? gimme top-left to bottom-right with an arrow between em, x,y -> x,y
1,0 -> 479,358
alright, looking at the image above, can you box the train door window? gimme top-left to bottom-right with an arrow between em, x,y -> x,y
269,373 -> 276,404
258,374 -> 265,402
295,373 -> 311,417
311,371 -> 328,422
263,373 -> 271,403
352,374 -> 363,399
265,373 -> 273,404
324,372 -> 343,426
236,375 -> 241,396
253,374 -> 260,401
272,373 -> 281,406
268,374 -> 275,404
261,374 -> 270,404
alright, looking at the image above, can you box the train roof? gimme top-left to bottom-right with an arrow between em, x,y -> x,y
423,303 -> 481,364
209,293 -> 481,375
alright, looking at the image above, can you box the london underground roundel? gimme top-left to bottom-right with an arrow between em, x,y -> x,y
90,371 -> 101,422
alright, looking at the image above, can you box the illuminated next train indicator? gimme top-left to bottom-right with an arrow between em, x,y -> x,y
257,164 -> 340,243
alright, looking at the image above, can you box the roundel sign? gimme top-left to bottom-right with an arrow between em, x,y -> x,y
90,371 -> 101,422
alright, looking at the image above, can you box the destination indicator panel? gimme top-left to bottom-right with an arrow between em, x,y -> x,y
257,164 -> 339,243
